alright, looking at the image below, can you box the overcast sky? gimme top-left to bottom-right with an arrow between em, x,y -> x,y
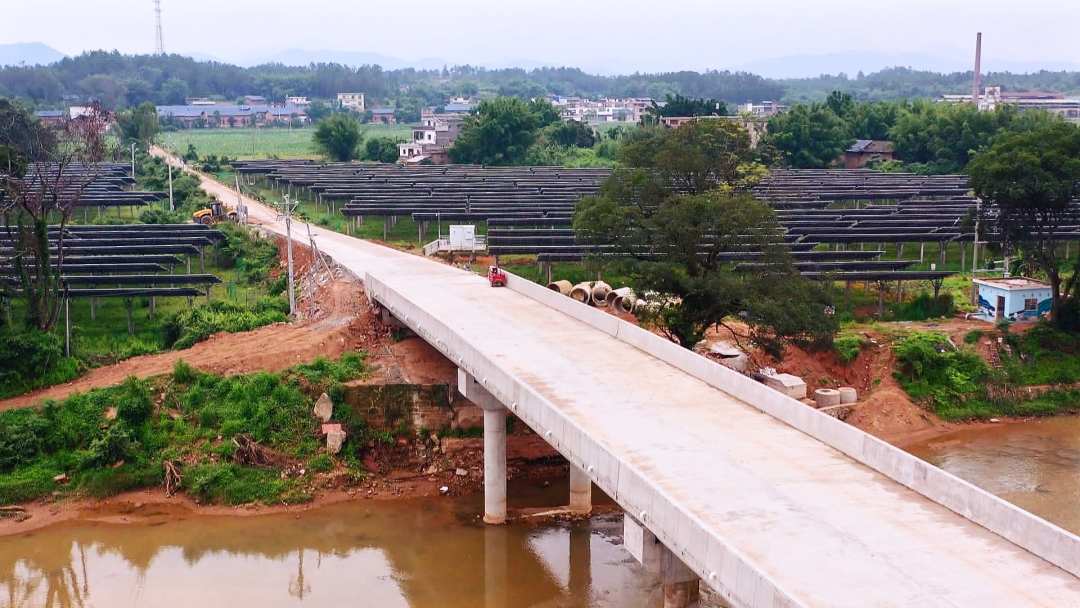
5,0 -> 1079,73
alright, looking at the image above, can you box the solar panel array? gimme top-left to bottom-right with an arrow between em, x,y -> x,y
1,224 -> 225,304
5,163 -> 165,211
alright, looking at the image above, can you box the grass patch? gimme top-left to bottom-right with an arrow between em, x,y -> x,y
163,298 -> 289,350
161,125 -> 412,160
0,353 -> 368,506
833,334 -> 864,363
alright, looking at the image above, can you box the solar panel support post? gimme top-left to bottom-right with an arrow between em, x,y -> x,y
64,295 -> 70,357
124,298 -> 134,336
149,283 -> 156,319
961,242 -> 967,272
90,294 -> 96,321
920,243 -> 925,264
199,247 -> 205,274
877,281 -> 886,318
168,163 -> 174,211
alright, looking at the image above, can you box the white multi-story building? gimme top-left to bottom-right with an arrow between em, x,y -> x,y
337,93 -> 366,111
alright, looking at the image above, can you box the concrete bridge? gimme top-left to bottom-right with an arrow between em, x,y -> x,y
173,158 -> 1080,607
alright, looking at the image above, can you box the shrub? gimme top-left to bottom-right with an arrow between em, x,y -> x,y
893,331 -> 990,415
0,408 -> 49,472
116,376 -> 154,426
117,338 -> 160,360
173,359 -> 198,384
0,462 -> 60,505
0,328 -> 81,399
963,330 -> 984,345
308,454 -> 334,472
80,463 -> 162,498
163,298 -> 288,350
80,425 -> 136,469
185,463 -> 301,505
892,294 -> 955,321
833,335 -> 863,363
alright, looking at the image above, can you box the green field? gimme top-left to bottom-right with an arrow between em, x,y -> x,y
162,125 -> 413,160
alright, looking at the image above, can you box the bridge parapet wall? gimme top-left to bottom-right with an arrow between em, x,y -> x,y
502,270 -> 1080,581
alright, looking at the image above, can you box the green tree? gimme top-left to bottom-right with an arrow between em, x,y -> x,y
574,120 -> 835,353
115,102 -> 162,152
765,103 -> 852,168
160,77 -> 189,105
448,97 -> 542,165
968,122 -> 1080,327
306,100 -> 330,122
544,119 -> 596,148
364,137 -> 402,163
312,114 -> 364,161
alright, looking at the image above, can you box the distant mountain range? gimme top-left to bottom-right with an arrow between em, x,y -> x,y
4,42 -> 1080,79
736,51 -> 1080,79
0,42 -> 66,67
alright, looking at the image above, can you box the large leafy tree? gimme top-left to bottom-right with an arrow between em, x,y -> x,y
968,122 -> 1080,327
765,103 -> 852,169
115,102 -> 161,152
646,94 -> 727,124
312,114 -> 364,161
447,98 -> 542,165
574,120 -> 836,353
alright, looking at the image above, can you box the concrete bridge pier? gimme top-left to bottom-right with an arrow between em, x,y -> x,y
458,369 -> 507,525
484,524 -> 507,608
624,514 -> 701,608
569,465 -> 592,513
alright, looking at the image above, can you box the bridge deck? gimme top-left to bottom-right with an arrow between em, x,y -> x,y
184,161 -> 1080,607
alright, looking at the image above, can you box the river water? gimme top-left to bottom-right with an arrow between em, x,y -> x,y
906,416 -> 1080,535
0,477 -> 721,608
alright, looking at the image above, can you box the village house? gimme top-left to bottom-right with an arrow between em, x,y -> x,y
242,95 -> 266,105
841,140 -> 895,169
370,108 -> 397,124
398,110 -> 464,164
285,96 -> 310,107
156,104 -> 307,128
973,277 -> 1054,322
337,93 -> 365,111
34,109 -> 66,127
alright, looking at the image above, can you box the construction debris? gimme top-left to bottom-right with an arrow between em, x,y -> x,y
313,392 -> 334,422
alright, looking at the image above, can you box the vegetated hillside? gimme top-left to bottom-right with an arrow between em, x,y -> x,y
0,42 -> 66,67
5,50 -> 1078,111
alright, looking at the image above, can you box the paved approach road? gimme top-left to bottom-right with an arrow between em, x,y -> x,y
156,148 -> 1080,607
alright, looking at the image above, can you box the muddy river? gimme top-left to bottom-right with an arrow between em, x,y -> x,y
0,477 -> 726,607
906,416 -> 1080,535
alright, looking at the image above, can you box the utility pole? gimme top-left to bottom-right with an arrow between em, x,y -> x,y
972,196 -> 981,304
273,195 -> 299,316
234,174 -> 247,225
168,162 -> 174,211
130,143 -> 138,180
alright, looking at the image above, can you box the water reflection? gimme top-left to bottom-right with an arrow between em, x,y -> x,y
0,480 -> 670,608
906,416 -> 1080,535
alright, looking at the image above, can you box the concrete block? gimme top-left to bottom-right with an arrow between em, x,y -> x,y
312,392 -> 333,422
838,387 -> 858,404
819,404 -> 854,420
326,429 -> 346,454
813,388 -> 841,407
764,374 -> 807,399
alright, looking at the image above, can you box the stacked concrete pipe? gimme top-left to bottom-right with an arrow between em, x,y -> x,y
606,287 -> 634,310
590,281 -> 611,306
547,280 -> 573,295
814,388 -> 841,408
569,282 -> 594,303
838,387 -> 858,404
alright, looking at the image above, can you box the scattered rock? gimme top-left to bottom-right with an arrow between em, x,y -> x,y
989,418 -> 1000,423
312,392 -> 334,422
52,473 -> 69,484
104,407 -> 118,421
327,429 -> 347,455
455,468 -> 469,477
424,465 -> 439,475
439,486 -> 450,495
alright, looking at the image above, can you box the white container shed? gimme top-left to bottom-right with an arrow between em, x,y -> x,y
973,277 -> 1054,322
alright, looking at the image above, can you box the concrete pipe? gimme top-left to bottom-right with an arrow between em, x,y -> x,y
569,282 -> 594,304
547,280 -> 573,295
615,293 -> 638,313
814,389 -> 841,408
606,287 -> 634,309
590,281 -> 612,306
838,387 -> 858,404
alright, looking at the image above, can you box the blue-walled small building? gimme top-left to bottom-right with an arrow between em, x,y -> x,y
973,277 -> 1053,322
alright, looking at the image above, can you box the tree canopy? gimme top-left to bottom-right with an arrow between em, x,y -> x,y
115,102 -> 162,152
968,122 -> 1080,327
764,103 -> 852,169
312,114 -> 364,161
574,120 -> 836,353
448,98 -> 552,165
